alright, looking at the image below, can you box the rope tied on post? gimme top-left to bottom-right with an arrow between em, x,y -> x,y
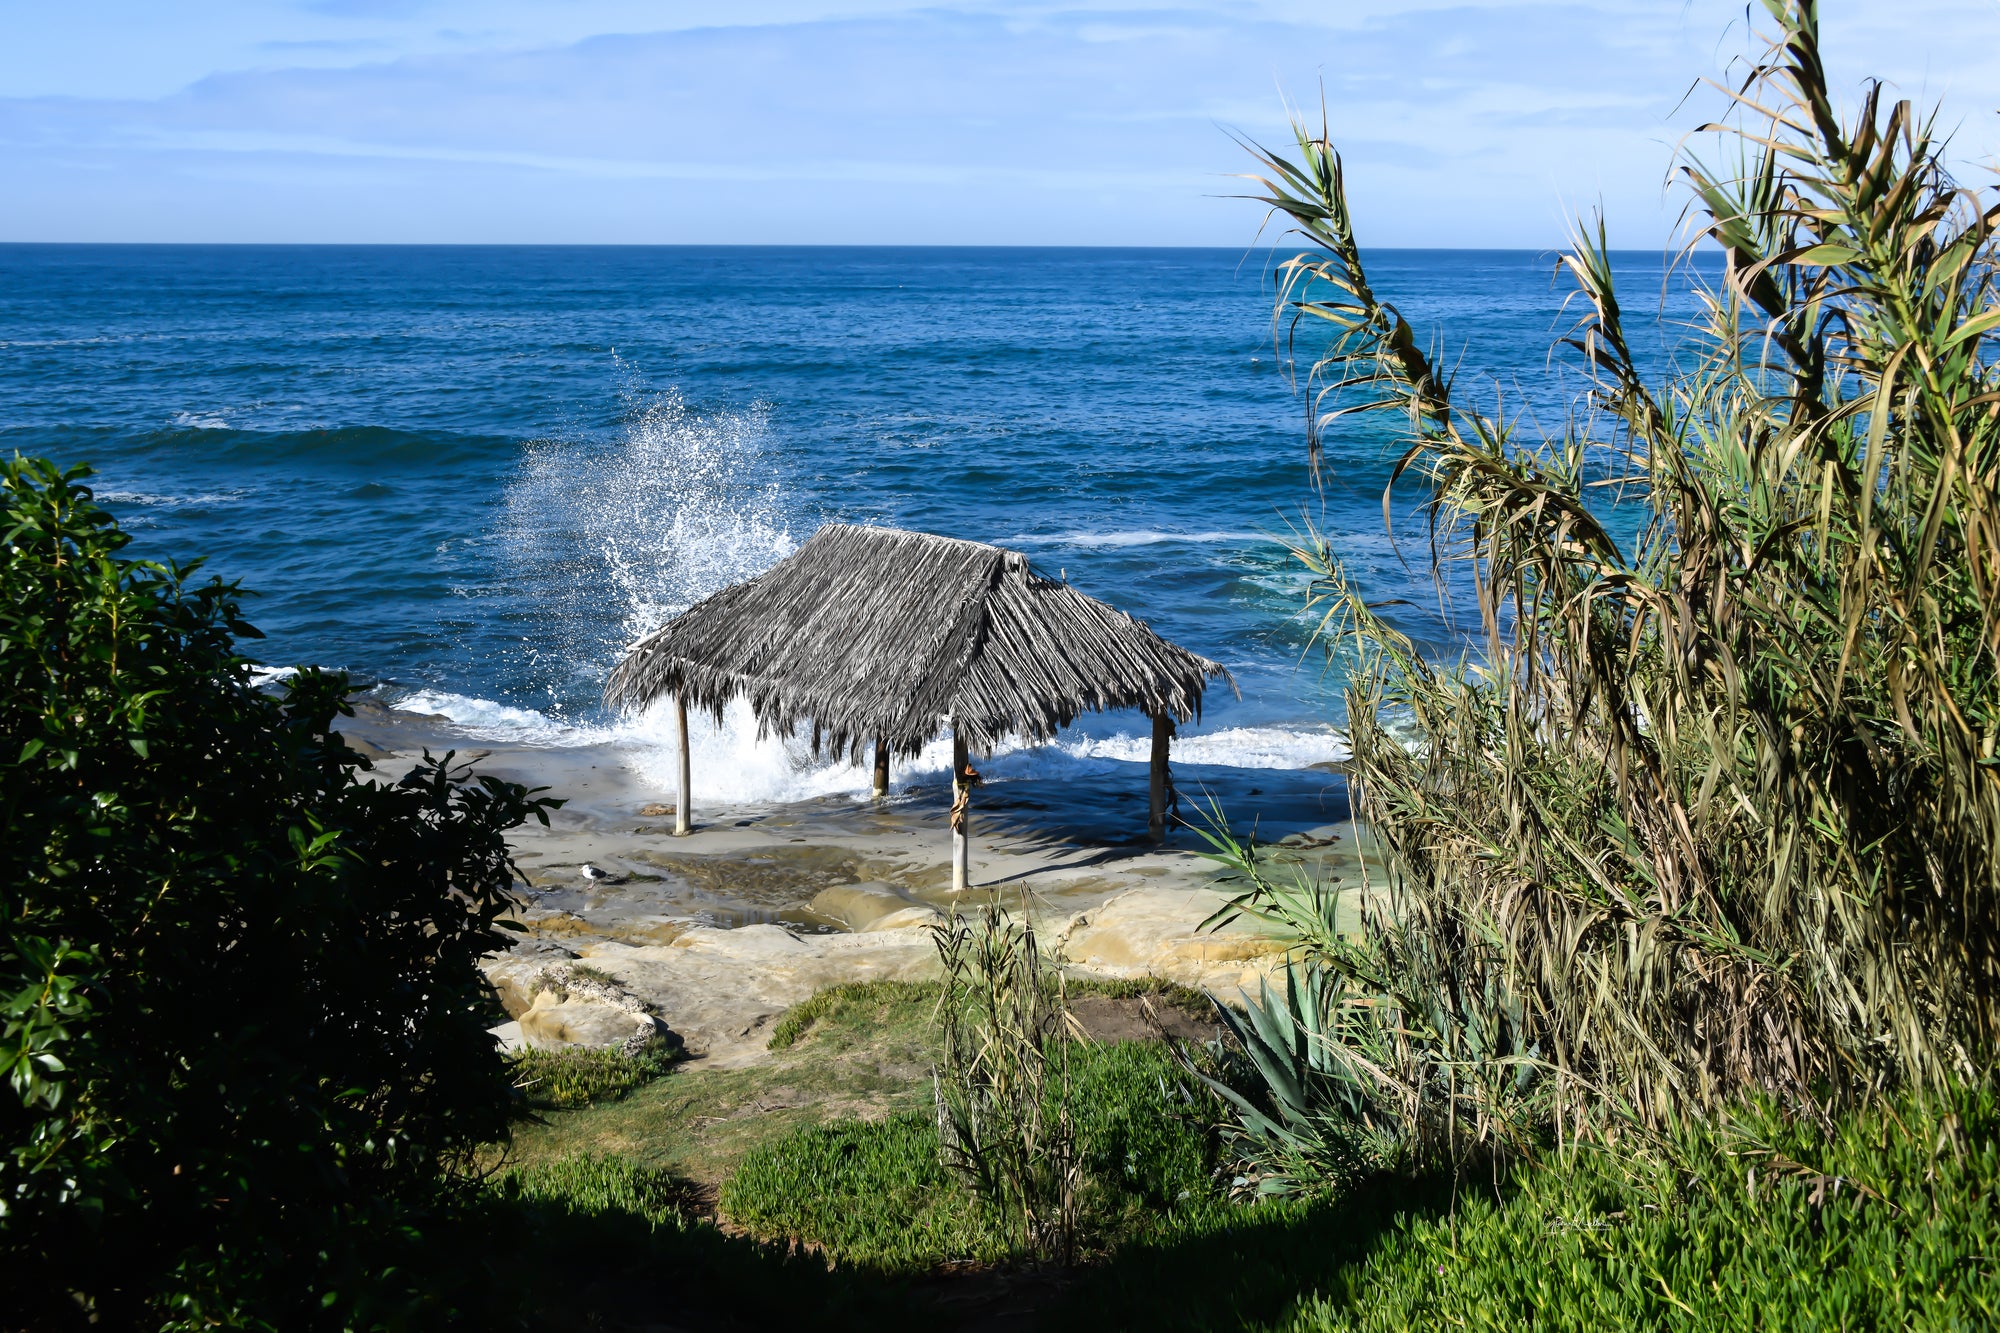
949,759 -> 982,833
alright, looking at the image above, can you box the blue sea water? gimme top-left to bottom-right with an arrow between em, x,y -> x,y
0,244 -> 1704,805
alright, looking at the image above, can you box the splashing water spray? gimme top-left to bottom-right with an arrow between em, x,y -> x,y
496,376 -> 943,803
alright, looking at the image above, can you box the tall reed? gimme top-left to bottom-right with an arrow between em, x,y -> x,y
1243,0 -> 2000,1142
930,892 -> 1082,1261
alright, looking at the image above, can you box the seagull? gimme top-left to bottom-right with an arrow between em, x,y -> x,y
579,863 -> 622,884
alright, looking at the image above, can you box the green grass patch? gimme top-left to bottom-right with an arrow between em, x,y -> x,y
720,1039 -> 1230,1273
509,1041 -> 676,1110
492,1150 -> 694,1222
1053,1087 -> 2000,1332
722,1111 -> 1013,1270
475,1153 -> 925,1329
503,976 -> 940,1187
763,974 -> 1216,1055
498,979 -> 1231,1288
767,978 -> 941,1050
1069,1038 -> 1230,1235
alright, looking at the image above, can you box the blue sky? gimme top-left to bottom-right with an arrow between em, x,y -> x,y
3,1 -> 1996,246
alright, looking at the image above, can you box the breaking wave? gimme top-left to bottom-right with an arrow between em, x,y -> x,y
494,380 -> 798,717
385,685 -> 1347,805
1003,529 -> 1257,549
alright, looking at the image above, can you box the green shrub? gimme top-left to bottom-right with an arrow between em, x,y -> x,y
0,459 -> 558,1327
1193,841 -> 1539,1196
1070,1039 -> 1226,1227
931,894 -> 1080,1261
722,1111 -> 1013,1271
1275,1090 -> 2000,1332
1225,0 -> 2000,1180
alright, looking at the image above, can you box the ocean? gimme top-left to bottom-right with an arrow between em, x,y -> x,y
0,244 -> 1702,813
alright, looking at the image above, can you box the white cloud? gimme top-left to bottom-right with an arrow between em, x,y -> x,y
2,2 -> 1995,244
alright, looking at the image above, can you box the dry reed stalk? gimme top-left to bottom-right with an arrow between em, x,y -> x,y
1241,0 -> 2000,1139
929,892 -> 1082,1262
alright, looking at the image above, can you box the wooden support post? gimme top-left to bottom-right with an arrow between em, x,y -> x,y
674,689 -> 692,837
873,734 -> 890,799
951,726 -> 971,892
1149,711 -> 1173,840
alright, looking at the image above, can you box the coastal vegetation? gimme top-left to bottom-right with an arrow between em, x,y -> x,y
495,976 -> 2000,1330
510,1041 -> 679,1111
930,894 -> 1083,1262
690,0 -> 2000,1322
1187,0 -> 2000,1195
1230,0 -> 2000,1149
0,458 -> 559,1326
1056,1085 -> 2000,1331
1057,0 -> 2000,1323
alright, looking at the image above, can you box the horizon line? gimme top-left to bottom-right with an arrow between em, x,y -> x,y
0,240 -> 1707,254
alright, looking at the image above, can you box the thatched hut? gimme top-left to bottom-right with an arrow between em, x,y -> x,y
605,523 -> 1232,888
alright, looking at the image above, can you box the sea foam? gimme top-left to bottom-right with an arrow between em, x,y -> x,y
386,683 -> 1346,805
1003,529 -> 1254,549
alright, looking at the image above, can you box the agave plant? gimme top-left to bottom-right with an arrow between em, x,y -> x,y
1197,962 -> 1390,1197
1237,0 -> 2000,1146
1192,818 -> 1543,1192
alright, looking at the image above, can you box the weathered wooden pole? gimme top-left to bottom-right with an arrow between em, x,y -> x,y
1148,711 -> 1174,840
950,726 -> 972,892
674,688 -> 692,837
873,733 -> 890,799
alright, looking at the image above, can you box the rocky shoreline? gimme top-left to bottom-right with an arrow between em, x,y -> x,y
336,697 -> 1375,1067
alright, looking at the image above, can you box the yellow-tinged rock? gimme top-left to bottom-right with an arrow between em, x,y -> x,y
1056,887 -> 1288,994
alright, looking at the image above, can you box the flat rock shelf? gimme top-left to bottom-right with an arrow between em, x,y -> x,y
337,698 -> 1378,1068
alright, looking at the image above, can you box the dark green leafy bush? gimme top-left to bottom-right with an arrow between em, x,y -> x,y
0,459 -> 557,1327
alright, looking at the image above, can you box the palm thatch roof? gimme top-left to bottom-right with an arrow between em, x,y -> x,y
604,523 -> 1232,759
